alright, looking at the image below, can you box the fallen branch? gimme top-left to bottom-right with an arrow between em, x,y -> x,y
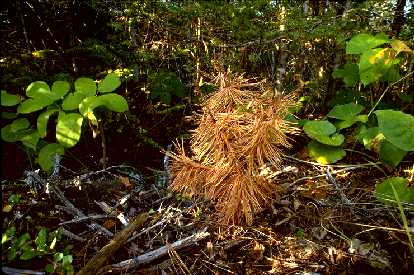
102,231 -> 210,273
78,213 -> 149,275
2,266 -> 45,275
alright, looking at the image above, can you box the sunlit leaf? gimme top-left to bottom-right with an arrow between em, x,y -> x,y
51,80 -> 70,100
303,120 -> 344,146
56,112 -> 83,148
375,110 -> 414,151
307,140 -> 346,164
17,97 -> 54,114
359,48 -> 400,85
98,73 -> 121,93
37,109 -> 58,138
20,130 -> 40,150
390,39 -> 412,55
26,81 -> 50,98
62,92 -> 86,110
100,94 -> 128,112
74,77 -> 96,97
346,33 -> 389,54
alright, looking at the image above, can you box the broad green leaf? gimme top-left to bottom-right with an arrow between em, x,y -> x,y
1,124 -> 32,142
100,94 -> 129,112
303,120 -> 344,146
390,39 -> 412,55
2,112 -> 18,119
74,77 -> 96,97
335,115 -> 368,130
35,228 -> 48,252
375,110 -> 414,151
379,140 -> 407,167
307,140 -> 346,164
37,143 -> 65,171
346,33 -> 389,55
21,130 -> 40,150
37,109 -> 59,138
20,248 -> 36,260
51,80 -> 70,100
332,63 -> 359,87
15,233 -> 31,247
359,48 -> 400,86
381,65 -> 400,83
26,81 -> 50,98
357,126 -> 380,150
11,118 -> 30,132
1,90 -> 21,106
17,97 -> 54,114
327,103 -> 364,120
56,112 -> 83,148
79,96 -> 103,118
62,254 -> 73,266
375,177 -> 414,208
98,73 -> 121,93
54,252 -> 64,261
62,92 -> 86,110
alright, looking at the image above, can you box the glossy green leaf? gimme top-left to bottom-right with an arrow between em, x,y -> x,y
37,143 -> 65,171
332,63 -> 359,87
98,73 -> 121,93
37,109 -> 58,138
62,92 -> 86,111
379,140 -> 407,167
100,94 -> 129,112
328,103 -> 364,120
346,33 -> 389,55
51,80 -> 70,100
303,120 -> 344,146
21,130 -> 40,150
375,177 -> 414,208
74,77 -> 96,97
1,90 -> 21,106
17,97 -> 54,114
307,140 -> 346,164
56,112 -> 83,148
26,81 -> 50,98
375,110 -> 414,151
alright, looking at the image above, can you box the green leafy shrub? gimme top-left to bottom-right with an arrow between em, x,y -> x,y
149,71 -> 186,104
1,73 -> 128,171
302,34 -> 413,166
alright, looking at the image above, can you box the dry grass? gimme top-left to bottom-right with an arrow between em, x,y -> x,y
169,76 -> 297,224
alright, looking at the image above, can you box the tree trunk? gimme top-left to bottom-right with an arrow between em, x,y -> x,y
390,0 -> 407,36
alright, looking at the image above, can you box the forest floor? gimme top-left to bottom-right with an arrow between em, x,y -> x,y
2,147 -> 413,275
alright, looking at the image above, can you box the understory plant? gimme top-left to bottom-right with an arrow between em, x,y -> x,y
302,33 -> 413,166
169,75 -> 297,225
1,72 -> 128,172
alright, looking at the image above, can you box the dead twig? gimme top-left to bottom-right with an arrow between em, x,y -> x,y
103,231 -> 210,273
78,213 -> 149,275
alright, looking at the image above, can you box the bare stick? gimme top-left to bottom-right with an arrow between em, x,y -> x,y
2,266 -> 45,275
78,213 -> 148,275
104,231 -> 210,272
